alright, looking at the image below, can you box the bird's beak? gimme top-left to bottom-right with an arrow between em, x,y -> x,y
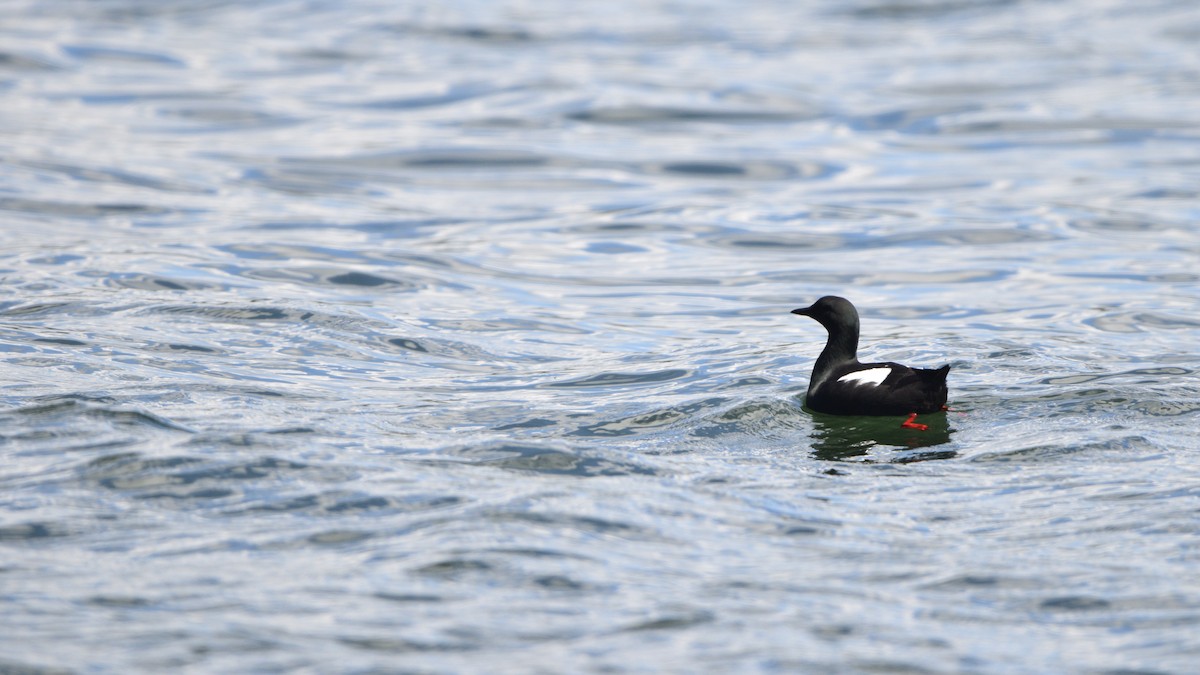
791,307 -> 811,316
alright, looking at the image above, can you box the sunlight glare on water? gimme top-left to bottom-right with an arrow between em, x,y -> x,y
2,0 -> 1200,671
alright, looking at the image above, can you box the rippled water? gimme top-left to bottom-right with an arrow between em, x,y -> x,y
3,0 -> 1200,671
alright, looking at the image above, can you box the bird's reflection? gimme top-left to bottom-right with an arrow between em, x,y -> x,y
808,409 -> 954,462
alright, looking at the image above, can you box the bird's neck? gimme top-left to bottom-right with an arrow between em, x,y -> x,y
811,328 -> 859,389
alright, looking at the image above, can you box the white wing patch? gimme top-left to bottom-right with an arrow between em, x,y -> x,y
837,367 -> 891,387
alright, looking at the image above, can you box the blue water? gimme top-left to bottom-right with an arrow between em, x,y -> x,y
3,0 -> 1200,672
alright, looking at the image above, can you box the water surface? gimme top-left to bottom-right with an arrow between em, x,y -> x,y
3,0 -> 1200,672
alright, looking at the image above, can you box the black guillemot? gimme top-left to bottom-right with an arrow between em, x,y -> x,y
791,296 -> 949,431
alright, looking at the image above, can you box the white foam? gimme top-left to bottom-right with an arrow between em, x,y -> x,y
837,367 -> 891,386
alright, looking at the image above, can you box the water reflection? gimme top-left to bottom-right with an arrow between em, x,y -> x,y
808,409 -> 954,461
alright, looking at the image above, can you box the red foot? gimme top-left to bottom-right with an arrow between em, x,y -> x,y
901,413 -> 928,431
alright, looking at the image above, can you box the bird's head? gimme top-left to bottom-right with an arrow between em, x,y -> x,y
791,296 -> 860,333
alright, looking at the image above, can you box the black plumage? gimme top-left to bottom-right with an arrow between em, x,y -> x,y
791,296 -> 949,423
